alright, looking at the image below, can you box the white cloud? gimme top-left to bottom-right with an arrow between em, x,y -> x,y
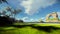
42,17 -> 46,22
20,0 -> 56,15
21,17 -> 38,22
7,0 -> 57,15
22,17 -> 30,22
38,17 -> 46,22
57,12 -> 60,17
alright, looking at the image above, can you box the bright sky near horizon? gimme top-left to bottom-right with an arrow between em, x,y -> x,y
0,0 -> 60,22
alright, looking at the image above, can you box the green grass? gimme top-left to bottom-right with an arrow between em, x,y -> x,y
0,23 -> 60,34
0,26 -> 60,34
49,18 -> 58,20
34,24 -> 60,27
0,26 -> 49,34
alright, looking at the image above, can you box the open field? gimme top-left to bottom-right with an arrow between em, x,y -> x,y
14,22 -> 60,27
0,23 -> 60,34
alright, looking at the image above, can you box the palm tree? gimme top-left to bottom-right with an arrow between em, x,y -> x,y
0,0 -> 22,19
13,9 -> 21,15
0,11 -> 2,16
5,6 -> 22,18
0,0 -> 8,4
2,10 -> 6,16
5,6 -> 12,11
13,9 -> 22,18
5,6 -> 13,16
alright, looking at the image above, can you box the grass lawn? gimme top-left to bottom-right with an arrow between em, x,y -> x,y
0,23 -> 60,34
34,23 -> 60,27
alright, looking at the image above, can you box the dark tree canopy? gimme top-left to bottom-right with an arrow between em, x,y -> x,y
0,16 -> 15,26
0,0 -> 22,26
0,6 -> 22,18
0,0 -> 22,18
0,0 -> 8,4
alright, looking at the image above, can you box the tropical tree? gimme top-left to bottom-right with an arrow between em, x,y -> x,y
0,0 -> 22,26
0,0 -> 8,4
0,6 -> 22,18
13,9 -> 22,18
0,0 -> 22,18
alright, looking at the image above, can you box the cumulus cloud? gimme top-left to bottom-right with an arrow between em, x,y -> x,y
20,0 -> 56,15
41,17 -> 46,22
22,17 -> 38,22
7,0 -> 57,15
22,17 -> 30,22
57,12 -> 60,17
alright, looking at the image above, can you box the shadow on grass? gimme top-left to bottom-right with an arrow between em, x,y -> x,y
12,25 -> 31,28
30,26 -> 60,32
0,24 -> 60,33
12,24 -> 60,33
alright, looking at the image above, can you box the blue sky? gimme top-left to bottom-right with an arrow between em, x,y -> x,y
0,0 -> 60,22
